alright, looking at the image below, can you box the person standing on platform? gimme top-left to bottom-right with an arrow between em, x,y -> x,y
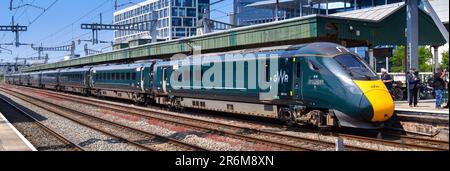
433,68 -> 446,109
407,68 -> 420,107
381,68 -> 393,98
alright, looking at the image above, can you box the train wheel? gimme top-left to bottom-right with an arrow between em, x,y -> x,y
279,108 -> 296,127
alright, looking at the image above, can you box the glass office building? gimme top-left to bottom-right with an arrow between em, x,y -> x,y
113,0 -> 210,43
234,0 -> 404,26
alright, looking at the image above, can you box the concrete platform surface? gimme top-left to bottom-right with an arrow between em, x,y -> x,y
0,112 -> 36,151
395,99 -> 449,115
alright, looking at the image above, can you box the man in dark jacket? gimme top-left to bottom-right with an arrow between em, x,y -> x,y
407,68 -> 420,107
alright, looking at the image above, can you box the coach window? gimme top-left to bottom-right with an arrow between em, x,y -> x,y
132,73 -> 136,80
121,73 -> 125,80
126,72 -> 131,80
103,73 -> 107,80
108,73 -> 111,80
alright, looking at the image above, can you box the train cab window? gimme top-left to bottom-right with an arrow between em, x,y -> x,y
126,73 -> 131,80
334,54 -> 378,80
296,61 -> 301,78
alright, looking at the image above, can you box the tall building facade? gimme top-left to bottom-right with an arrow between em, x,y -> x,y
113,0 -> 210,43
234,0 -> 403,26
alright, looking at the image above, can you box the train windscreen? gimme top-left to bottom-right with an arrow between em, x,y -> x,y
334,54 -> 378,80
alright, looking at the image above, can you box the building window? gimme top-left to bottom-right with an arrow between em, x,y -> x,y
172,18 -> 182,26
183,18 -> 193,27
184,0 -> 193,7
190,28 -> 197,36
175,28 -> 185,37
175,0 -> 182,6
172,8 -> 178,16
187,8 -> 196,17
179,8 -> 185,17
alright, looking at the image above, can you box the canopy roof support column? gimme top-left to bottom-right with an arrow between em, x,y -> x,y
433,46 -> 440,74
406,0 -> 419,71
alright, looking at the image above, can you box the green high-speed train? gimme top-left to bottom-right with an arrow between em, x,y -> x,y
6,42 -> 394,129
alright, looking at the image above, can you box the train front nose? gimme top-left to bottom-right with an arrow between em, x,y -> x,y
354,80 -> 395,122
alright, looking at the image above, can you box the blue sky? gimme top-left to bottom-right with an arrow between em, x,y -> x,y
0,0 -> 233,63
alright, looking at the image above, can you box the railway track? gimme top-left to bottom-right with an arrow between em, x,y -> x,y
3,86 -> 371,151
0,95 -> 85,151
0,87 -> 206,151
45,89 -> 449,151
336,133 -> 449,151
3,85 -> 449,151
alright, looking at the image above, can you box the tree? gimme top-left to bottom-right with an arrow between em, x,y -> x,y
391,46 -> 406,72
390,46 -> 432,72
441,50 -> 449,69
418,46 -> 432,72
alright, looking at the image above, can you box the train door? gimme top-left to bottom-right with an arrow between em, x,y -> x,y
88,69 -> 94,88
149,63 -> 156,90
293,58 -> 302,100
139,67 -> 144,92
162,67 -> 168,94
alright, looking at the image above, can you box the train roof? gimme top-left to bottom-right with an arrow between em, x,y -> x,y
59,67 -> 91,73
41,70 -> 60,74
91,62 -> 151,71
293,42 -> 352,57
155,42 -> 352,66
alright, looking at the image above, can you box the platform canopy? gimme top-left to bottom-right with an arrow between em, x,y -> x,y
23,3 -> 447,72
321,2 -> 446,46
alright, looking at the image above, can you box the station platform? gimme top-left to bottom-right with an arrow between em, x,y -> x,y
0,112 -> 36,151
395,99 -> 449,116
